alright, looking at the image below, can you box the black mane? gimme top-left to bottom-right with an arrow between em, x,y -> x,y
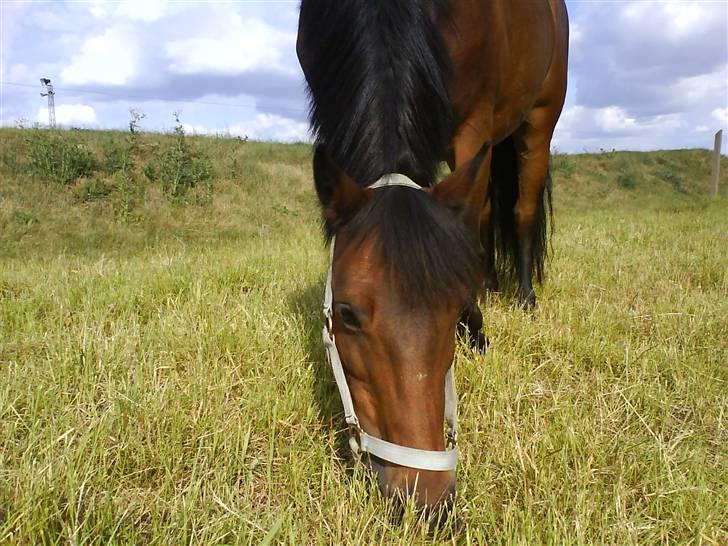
298,0 -> 453,188
299,0 -> 479,304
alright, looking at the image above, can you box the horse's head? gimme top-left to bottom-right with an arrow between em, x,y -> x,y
313,146 -> 487,513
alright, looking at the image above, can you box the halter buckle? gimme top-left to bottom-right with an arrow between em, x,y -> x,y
347,423 -> 363,455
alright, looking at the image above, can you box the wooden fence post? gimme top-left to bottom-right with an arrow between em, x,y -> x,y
712,129 -> 722,198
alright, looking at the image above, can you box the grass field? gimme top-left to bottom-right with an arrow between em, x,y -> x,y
1,128 -> 726,544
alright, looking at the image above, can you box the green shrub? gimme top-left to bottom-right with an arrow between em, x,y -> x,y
156,114 -> 213,202
102,140 -> 128,174
26,129 -> 98,185
656,168 -> 686,194
142,162 -> 158,182
114,170 -> 144,219
616,171 -> 637,189
11,210 -> 38,226
551,151 -> 575,180
0,126 -> 28,177
75,177 -> 113,202
109,109 -> 147,217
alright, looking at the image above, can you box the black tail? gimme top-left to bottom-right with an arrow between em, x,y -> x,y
490,136 -> 553,284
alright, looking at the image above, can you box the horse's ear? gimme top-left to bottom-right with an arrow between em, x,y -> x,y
313,145 -> 370,232
429,144 -> 491,232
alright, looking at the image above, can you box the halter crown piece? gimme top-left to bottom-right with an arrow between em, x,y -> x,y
322,173 -> 459,472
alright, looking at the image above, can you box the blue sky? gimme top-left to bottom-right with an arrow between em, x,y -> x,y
1,0 -> 726,152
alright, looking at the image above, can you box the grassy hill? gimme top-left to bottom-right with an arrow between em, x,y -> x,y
1,128 -> 726,543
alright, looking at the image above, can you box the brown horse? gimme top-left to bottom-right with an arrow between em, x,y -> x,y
297,0 -> 568,516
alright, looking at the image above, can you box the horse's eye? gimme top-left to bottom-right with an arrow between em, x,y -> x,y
335,303 -> 362,332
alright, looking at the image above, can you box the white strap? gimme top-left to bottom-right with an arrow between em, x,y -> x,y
323,237 -> 335,323
322,325 -> 358,427
357,431 -> 458,472
368,173 -> 422,191
444,365 -> 458,440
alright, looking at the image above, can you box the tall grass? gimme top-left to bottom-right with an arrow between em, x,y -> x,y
1,129 -> 726,543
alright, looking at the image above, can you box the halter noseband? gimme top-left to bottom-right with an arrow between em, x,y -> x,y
322,173 -> 459,472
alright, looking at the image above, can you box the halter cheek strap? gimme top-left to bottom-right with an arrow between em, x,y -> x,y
322,173 -> 459,472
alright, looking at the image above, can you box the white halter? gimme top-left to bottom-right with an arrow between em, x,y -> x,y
322,173 -> 459,472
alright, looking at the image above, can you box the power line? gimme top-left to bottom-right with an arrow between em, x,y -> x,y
1,80 -> 307,115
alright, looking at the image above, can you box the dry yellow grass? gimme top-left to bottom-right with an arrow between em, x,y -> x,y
1,128 -> 726,543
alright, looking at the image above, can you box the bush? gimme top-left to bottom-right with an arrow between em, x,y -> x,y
114,170 -> 145,218
616,171 -> 637,189
656,168 -> 686,194
156,114 -> 213,203
74,177 -> 113,202
102,140 -> 128,174
0,125 -> 29,177
551,151 -> 575,179
11,210 -> 38,226
26,129 -> 98,185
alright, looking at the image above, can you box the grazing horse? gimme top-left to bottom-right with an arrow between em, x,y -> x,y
297,0 -> 568,514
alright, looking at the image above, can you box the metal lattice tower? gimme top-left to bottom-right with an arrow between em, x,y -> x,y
40,78 -> 56,128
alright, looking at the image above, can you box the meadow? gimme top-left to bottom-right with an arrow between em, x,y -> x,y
1,126 -> 726,544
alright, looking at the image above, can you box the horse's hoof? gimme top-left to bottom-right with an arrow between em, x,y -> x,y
470,330 -> 489,354
483,276 -> 499,294
519,291 -> 536,310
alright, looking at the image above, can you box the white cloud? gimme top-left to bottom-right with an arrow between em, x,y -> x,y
569,22 -> 583,49
621,1 -> 718,41
672,67 -> 728,108
712,108 -> 728,127
87,0 -> 170,22
560,105 -> 681,137
115,0 -> 169,22
183,113 -> 310,142
32,10 -> 67,30
36,104 -> 97,126
165,12 -> 296,75
87,0 -> 111,19
7,63 -> 34,82
553,104 -> 688,151
233,113 -> 311,142
61,27 -> 139,86
594,106 -> 638,133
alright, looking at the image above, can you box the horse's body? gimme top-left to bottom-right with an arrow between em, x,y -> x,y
443,0 -> 569,306
297,0 -> 568,515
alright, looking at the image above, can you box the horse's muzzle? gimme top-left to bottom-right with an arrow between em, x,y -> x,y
369,455 -> 457,518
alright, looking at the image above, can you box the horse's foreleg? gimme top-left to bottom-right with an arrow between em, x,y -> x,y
479,199 -> 498,293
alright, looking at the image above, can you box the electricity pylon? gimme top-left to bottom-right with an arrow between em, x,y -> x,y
40,78 -> 56,128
